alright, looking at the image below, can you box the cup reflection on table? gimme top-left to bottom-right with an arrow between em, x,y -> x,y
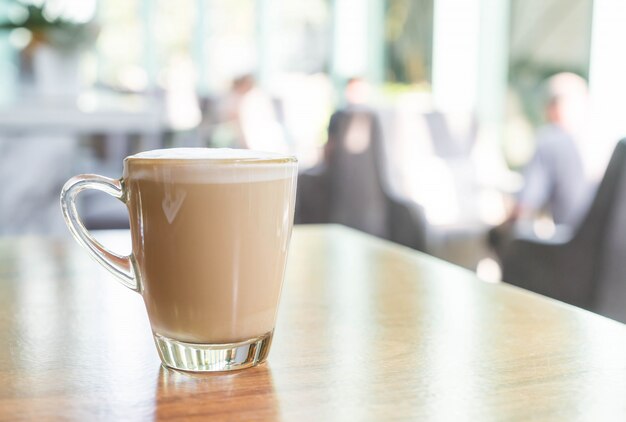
61,148 -> 298,372
156,365 -> 280,419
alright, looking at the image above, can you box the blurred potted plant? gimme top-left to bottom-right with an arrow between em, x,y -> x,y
0,0 -> 99,98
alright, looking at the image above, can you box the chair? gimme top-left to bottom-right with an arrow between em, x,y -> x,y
498,139 -> 626,322
295,107 -> 426,251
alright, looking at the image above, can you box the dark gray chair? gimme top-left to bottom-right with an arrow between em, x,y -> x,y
296,107 -> 426,251
498,139 -> 626,322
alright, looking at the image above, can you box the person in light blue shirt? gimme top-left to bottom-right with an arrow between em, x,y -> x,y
512,72 -> 594,227
490,73 -> 595,252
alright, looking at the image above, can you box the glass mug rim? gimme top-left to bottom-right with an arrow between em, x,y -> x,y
123,147 -> 298,166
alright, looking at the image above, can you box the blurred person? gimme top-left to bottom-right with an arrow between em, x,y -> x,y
215,74 -> 255,148
216,74 -> 287,153
344,77 -> 371,106
512,72 -> 594,226
324,77 -> 373,162
490,73 -> 596,249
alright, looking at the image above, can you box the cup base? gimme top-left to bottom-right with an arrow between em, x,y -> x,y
153,331 -> 273,372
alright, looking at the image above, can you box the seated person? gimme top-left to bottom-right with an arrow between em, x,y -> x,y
491,73 -> 595,249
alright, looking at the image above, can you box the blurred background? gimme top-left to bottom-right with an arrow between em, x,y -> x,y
2,0 -> 626,320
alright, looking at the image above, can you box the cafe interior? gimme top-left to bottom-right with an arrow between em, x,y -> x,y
2,0 -> 626,417
3,0 -> 625,317
1,0 -> 625,304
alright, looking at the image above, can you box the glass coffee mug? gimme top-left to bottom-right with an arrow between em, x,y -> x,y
61,149 -> 297,372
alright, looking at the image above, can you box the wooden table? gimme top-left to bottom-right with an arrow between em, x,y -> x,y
2,225 -> 626,421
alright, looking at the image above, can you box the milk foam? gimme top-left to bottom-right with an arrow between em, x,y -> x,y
129,148 -> 291,161
125,148 -> 297,184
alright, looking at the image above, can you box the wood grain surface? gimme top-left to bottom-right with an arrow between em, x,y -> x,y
1,225 -> 626,421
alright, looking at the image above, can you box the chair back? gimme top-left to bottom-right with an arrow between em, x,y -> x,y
500,139 -> 626,314
296,107 -> 426,250
586,139 -> 626,320
325,108 -> 388,237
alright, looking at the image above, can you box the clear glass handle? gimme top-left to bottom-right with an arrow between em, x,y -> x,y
60,174 -> 139,292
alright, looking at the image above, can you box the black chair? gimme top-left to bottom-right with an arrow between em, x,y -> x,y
296,107 -> 426,251
498,139 -> 626,322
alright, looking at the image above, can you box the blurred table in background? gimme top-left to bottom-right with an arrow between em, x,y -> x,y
2,225 -> 626,420
0,92 -> 168,234
0,92 -> 166,164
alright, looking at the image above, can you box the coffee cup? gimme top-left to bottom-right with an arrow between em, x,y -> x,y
61,148 -> 297,372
